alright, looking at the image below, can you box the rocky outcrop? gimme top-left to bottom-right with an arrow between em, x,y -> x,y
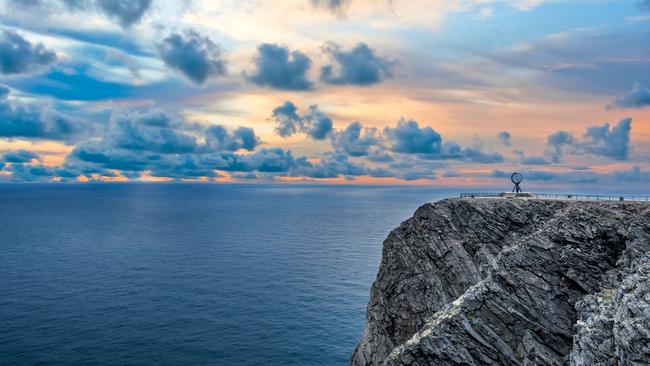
351,198 -> 650,366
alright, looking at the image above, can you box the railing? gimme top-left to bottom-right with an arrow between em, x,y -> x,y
460,192 -> 650,202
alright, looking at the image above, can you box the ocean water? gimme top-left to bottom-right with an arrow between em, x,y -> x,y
0,184 -> 455,366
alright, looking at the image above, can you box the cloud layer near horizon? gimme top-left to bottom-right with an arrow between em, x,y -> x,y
0,0 -> 649,189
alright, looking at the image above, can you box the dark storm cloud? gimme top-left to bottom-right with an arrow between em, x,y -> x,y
0,87 -> 90,141
0,29 -> 57,74
320,42 -> 393,86
158,30 -> 227,85
270,101 -> 333,140
497,131 -> 511,146
247,44 -> 313,91
610,83 -> 650,109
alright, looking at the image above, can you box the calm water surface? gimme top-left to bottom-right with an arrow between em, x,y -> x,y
0,184 -> 455,366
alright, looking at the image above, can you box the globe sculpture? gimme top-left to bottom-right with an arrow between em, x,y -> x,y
511,172 -> 523,193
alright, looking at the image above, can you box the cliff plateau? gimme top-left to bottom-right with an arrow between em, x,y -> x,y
351,198 -> 650,366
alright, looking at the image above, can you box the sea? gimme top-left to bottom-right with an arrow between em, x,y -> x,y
0,183 -> 456,366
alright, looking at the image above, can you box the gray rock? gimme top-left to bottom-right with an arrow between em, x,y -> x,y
350,198 -> 650,366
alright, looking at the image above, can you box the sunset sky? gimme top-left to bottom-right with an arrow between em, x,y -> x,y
1,0 -> 649,190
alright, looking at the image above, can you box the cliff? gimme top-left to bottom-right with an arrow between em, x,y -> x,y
351,198 -> 650,366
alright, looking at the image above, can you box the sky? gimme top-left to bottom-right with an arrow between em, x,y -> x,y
0,0 -> 649,191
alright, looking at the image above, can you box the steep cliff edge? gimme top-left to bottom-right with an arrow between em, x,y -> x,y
351,198 -> 650,366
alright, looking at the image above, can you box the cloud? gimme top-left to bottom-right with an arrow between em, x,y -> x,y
383,118 -> 444,154
158,29 -> 227,85
107,109 -> 197,154
497,131 -> 511,146
206,148 -> 311,174
10,0 -> 152,27
580,118 -> 632,160
238,148 -> 310,173
514,150 -> 551,165
270,101 -> 333,140
610,83 -> 650,109
0,151 -> 124,181
1,149 -> 40,163
367,147 -> 393,163
310,0 -> 348,11
103,108 -> 264,156
320,42 -> 394,86
459,145 -> 504,163
60,107 -> 300,180
204,125 -> 260,152
378,119 -> 503,163
613,166 -> 650,182
70,142 -> 157,172
542,118 -> 632,162
296,153 -> 368,179
0,29 -> 57,74
331,121 -> 379,156
277,114 -> 504,165
96,0 -> 152,27
491,168 -> 599,184
638,0 -> 650,11
302,105 -> 334,140
147,154 -> 222,179
271,101 -> 302,137
5,163 -> 57,182
546,130 -> 574,162
0,87 -> 90,141
470,28 -> 650,96
246,44 -> 313,91
396,168 -> 437,181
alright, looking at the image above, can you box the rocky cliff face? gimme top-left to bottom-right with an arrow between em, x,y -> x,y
351,198 -> 650,366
